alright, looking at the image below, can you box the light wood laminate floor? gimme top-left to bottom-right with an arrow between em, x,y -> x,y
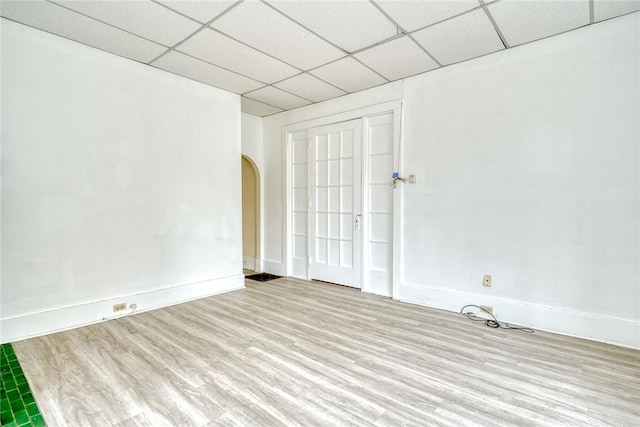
13,277 -> 640,426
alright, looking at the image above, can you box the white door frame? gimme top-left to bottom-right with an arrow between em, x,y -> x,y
282,100 -> 403,299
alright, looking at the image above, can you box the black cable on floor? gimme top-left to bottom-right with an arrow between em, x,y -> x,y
460,304 -> 534,333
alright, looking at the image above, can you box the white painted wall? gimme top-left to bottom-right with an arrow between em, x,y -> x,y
262,14 -> 639,347
1,20 -> 244,342
241,112 -> 264,170
400,13 -> 639,347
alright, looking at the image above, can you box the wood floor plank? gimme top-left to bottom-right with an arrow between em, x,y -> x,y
12,277 -> 640,426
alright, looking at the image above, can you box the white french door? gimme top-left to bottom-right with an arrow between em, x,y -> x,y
308,119 -> 362,288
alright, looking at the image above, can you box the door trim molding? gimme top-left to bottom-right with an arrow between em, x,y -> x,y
282,100 -> 403,298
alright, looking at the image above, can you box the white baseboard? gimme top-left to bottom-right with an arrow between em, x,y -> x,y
290,257 -> 308,280
263,259 -> 285,276
362,271 -> 392,297
1,274 -> 245,344
242,256 -> 256,271
401,281 -> 640,349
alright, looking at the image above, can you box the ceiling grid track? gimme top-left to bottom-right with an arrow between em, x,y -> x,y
480,1 -> 511,49
267,71 -> 349,97
46,0 -> 170,50
403,3 -> 488,36
349,56 -> 391,83
205,27 -> 304,74
242,96 -> 286,112
258,0 -> 390,83
148,0 -> 210,26
259,0 -> 350,56
147,0 -> 245,65
3,0 -> 639,116
164,49 -> 267,86
262,0 -> 396,84
406,33 -> 443,67
247,85 -> 316,105
368,0 -> 442,67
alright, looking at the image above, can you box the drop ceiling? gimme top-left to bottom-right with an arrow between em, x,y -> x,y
1,0 -> 638,117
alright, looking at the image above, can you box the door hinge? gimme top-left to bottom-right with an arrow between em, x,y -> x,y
308,139 -> 311,149
308,198 -> 312,208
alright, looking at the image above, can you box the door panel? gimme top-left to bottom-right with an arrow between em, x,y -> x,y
309,120 -> 362,288
290,130 -> 309,279
364,113 -> 394,296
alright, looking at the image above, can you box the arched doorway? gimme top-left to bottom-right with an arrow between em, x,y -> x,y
242,155 -> 260,272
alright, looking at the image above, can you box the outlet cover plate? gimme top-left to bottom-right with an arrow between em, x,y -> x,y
113,303 -> 126,312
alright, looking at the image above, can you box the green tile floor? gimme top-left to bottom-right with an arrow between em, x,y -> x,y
0,343 -> 46,427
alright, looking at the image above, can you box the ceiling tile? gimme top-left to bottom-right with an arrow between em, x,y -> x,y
274,73 -> 346,102
153,51 -> 264,94
373,0 -> 480,32
0,0 -> 167,63
210,0 -> 345,70
354,36 -> 439,81
269,0 -> 397,53
594,0 -> 640,22
155,0 -> 236,24
488,0 -> 590,47
412,9 -> 504,66
241,97 -> 283,116
54,0 -> 200,47
244,86 -> 312,110
176,28 -> 298,84
310,57 -> 387,93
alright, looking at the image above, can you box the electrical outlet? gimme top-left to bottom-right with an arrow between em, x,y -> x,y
407,174 -> 417,183
129,303 -> 137,311
480,305 -> 493,314
113,303 -> 126,312
483,274 -> 492,287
